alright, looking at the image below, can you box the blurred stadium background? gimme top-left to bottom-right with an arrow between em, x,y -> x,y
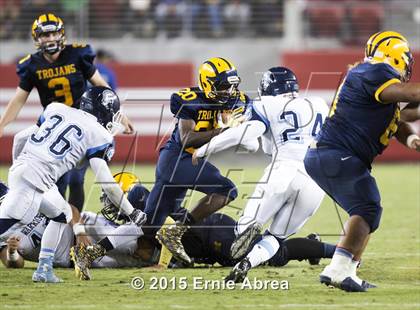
0,0 -> 419,164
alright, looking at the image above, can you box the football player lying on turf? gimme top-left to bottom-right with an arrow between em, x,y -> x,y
192,67 -> 330,283
0,176 -> 149,271
0,87 -> 146,283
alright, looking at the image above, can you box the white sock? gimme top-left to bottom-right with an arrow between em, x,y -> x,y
349,260 -> 360,276
329,247 -> 353,271
107,224 -> 143,250
246,235 -> 280,268
39,221 -> 66,260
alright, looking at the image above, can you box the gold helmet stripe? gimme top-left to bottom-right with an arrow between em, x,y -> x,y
366,32 -> 381,56
39,14 -> 47,23
218,57 -> 233,70
204,60 -> 219,75
370,36 -> 407,58
48,13 -> 58,22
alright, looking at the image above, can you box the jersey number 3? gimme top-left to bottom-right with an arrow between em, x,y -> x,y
48,77 -> 74,106
30,114 -> 83,157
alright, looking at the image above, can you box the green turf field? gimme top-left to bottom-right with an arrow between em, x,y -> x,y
0,163 -> 419,310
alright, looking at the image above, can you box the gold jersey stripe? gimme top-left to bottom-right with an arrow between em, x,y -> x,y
374,78 -> 401,103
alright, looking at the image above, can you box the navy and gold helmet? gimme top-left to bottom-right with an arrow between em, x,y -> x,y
259,67 -> 299,97
32,13 -> 65,55
365,31 -> 414,82
198,57 -> 241,104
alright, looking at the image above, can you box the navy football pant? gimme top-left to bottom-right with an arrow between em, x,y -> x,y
145,148 -> 238,227
304,147 -> 382,232
56,166 -> 88,212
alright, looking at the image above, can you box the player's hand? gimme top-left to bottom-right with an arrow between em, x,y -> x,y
76,235 -> 92,246
409,137 -> 420,151
192,150 -> 200,166
121,114 -> 135,134
6,236 -> 20,253
217,110 -> 246,129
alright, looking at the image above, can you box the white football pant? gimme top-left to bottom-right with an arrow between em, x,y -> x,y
236,161 -> 325,239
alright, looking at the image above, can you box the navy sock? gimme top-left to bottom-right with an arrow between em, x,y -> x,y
323,243 -> 336,258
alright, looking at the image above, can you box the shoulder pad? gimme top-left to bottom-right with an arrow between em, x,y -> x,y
18,54 -> 31,65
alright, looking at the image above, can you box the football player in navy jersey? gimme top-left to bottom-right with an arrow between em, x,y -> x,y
0,13 -> 132,213
304,31 -> 420,292
143,57 -> 251,264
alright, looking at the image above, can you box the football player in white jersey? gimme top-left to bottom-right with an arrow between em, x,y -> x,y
0,86 -> 146,282
0,211 -> 147,269
193,67 -> 329,282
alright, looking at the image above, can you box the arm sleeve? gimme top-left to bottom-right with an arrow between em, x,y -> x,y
86,142 -> 115,162
170,93 -> 195,119
195,120 -> 266,157
16,57 -> 34,92
362,63 -> 401,103
89,157 -> 134,216
79,45 -> 97,80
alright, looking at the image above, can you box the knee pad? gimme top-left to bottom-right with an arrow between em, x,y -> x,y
350,204 -> 383,233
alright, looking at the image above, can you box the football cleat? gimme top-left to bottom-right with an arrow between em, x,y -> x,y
306,233 -> 321,265
319,264 -> 374,292
230,222 -> 262,260
128,209 -> 147,226
70,243 -> 106,280
225,257 -> 252,283
156,224 -> 191,264
32,257 -> 63,283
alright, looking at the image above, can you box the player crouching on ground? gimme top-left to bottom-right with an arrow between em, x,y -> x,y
71,172 -> 150,280
0,87 -> 146,283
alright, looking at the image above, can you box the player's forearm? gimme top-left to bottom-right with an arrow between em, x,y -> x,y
182,128 -> 224,149
395,121 -> 418,147
89,70 -> 110,88
400,102 -> 420,122
195,121 -> 264,157
6,255 -> 24,268
0,89 -> 28,127
3,250 -> 24,268
89,157 -> 134,215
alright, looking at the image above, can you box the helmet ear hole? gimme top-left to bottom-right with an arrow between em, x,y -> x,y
394,59 -> 399,65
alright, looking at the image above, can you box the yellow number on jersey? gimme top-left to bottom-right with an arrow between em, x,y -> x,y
380,108 -> 400,146
48,77 -> 74,106
72,43 -> 87,48
176,88 -> 198,101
